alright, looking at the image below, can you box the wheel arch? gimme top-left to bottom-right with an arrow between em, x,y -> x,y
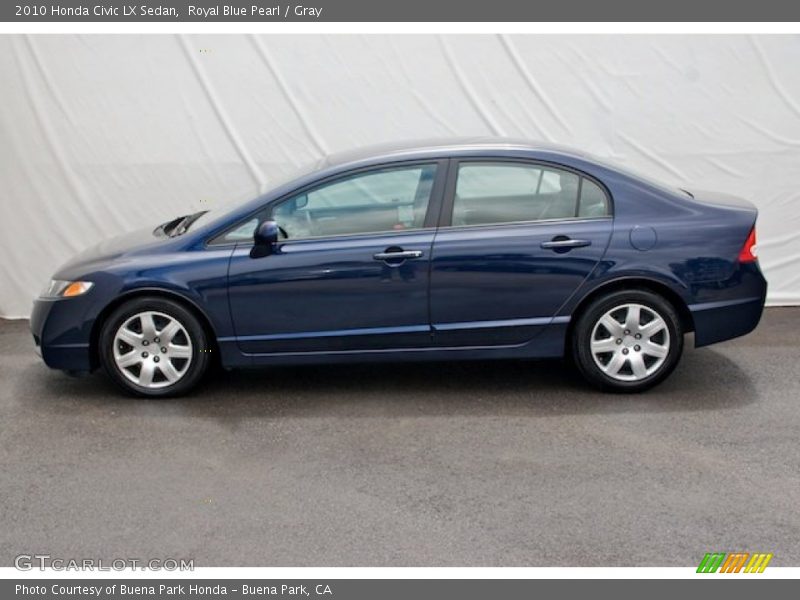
565,277 -> 695,350
89,288 -> 220,370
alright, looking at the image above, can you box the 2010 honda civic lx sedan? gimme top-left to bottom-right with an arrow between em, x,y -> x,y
30,138 -> 767,397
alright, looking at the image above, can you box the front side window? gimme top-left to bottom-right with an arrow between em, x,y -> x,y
452,162 -> 609,227
211,163 -> 438,244
272,164 -> 437,239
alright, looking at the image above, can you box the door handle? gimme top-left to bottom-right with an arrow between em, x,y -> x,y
373,249 -> 424,261
540,238 -> 592,251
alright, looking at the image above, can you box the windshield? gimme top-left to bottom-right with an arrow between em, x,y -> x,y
154,211 -> 209,237
154,158 -> 327,238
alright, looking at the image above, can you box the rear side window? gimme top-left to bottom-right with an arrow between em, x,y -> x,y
452,162 -> 609,227
578,178 -> 610,218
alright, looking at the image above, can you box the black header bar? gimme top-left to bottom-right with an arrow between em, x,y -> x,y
3,0 -> 800,22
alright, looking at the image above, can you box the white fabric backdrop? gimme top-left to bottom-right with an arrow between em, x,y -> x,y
1,34 -> 799,318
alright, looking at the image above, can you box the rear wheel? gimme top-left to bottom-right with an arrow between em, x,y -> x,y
572,290 -> 683,392
99,297 -> 210,397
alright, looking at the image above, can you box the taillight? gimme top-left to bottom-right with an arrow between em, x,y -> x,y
738,227 -> 758,263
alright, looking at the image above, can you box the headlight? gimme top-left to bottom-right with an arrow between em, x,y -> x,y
41,280 -> 94,298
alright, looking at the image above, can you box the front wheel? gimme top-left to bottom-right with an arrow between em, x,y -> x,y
572,290 -> 684,393
99,297 -> 211,397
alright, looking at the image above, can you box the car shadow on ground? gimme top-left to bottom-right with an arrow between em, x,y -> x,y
20,345 -> 757,420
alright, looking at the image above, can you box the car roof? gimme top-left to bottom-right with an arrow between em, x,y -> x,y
194,136 -> 686,241
321,137 -> 592,168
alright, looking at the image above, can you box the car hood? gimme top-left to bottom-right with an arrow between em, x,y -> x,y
53,226 -> 171,278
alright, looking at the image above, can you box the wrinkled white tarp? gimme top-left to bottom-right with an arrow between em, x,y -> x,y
1,34 -> 799,318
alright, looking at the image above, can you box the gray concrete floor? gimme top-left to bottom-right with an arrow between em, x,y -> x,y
1,308 -> 798,567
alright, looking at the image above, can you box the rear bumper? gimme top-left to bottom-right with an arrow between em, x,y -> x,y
689,264 -> 767,347
30,297 -> 94,372
690,296 -> 765,347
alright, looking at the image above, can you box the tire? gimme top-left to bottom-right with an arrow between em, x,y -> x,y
571,289 -> 684,393
99,297 -> 211,397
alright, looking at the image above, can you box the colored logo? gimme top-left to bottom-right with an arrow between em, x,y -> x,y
697,552 -> 773,573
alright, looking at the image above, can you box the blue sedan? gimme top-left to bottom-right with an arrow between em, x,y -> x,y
30,139 -> 767,396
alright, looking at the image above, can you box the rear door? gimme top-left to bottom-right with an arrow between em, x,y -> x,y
429,159 -> 613,347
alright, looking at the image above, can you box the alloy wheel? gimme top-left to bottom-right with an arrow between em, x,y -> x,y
112,311 -> 193,389
589,303 -> 671,382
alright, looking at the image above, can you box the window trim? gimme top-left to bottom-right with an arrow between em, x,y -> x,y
206,158 -> 450,247
439,157 -> 613,230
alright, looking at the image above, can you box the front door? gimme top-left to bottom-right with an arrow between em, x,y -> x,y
429,159 -> 613,347
225,161 -> 445,354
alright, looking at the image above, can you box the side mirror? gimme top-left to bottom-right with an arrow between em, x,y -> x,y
251,220 -> 279,258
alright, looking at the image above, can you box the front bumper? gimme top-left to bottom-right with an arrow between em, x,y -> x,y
31,296 -> 95,372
